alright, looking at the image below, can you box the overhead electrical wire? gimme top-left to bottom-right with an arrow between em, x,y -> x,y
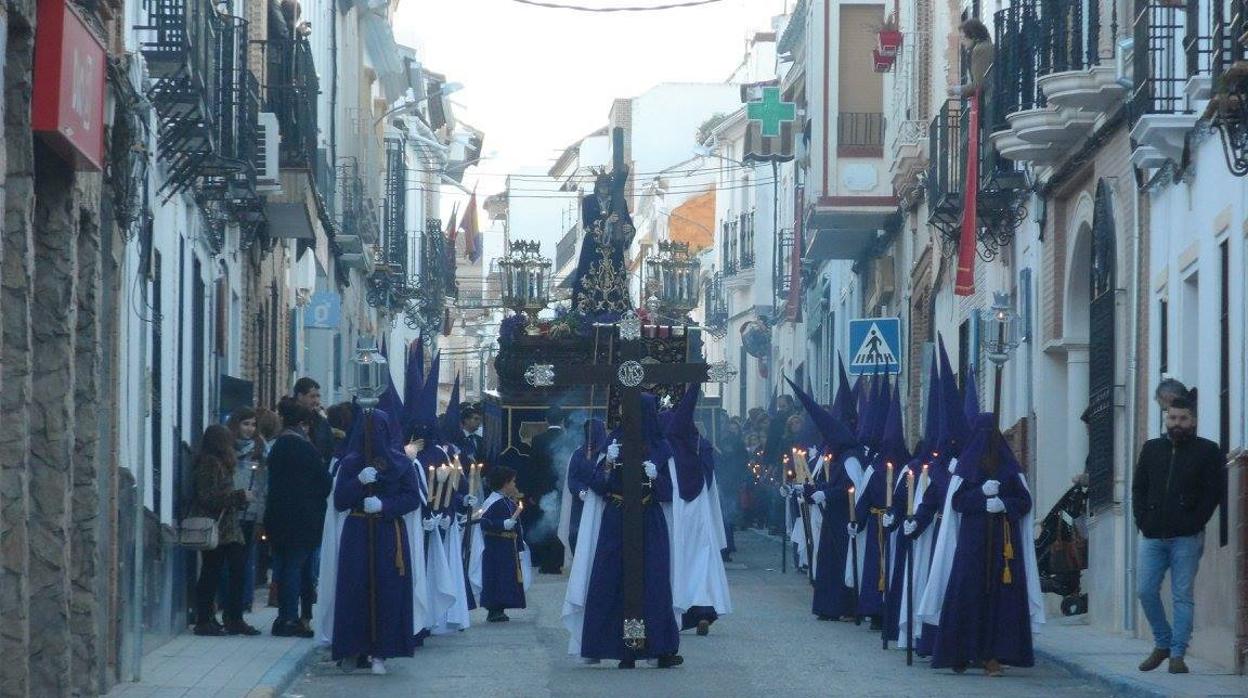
508,0 -> 727,11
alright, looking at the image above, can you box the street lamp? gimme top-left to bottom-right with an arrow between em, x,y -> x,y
645,240 -> 701,317
979,291 -> 1022,424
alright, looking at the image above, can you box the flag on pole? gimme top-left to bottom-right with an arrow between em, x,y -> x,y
955,94 -> 980,297
445,203 -> 460,252
460,188 -> 481,262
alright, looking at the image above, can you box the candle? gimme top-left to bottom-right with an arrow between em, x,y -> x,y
906,470 -> 915,516
885,462 -> 894,508
427,465 -> 435,498
513,500 -> 524,521
848,487 -> 856,523
920,463 -> 930,493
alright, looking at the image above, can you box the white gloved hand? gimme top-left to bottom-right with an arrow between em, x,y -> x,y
643,461 -> 658,479
578,489 -> 589,502
606,439 -> 621,462
358,466 -> 378,485
903,519 -> 918,536
464,495 -> 478,508
981,479 -> 1000,497
779,484 -> 793,497
811,490 -> 827,505
503,518 -> 516,531
807,447 -> 819,462
422,517 -> 436,532
883,513 -> 896,528
363,496 -> 382,514
847,523 -> 859,537
438,514 -> 451,530
986,497 -> 1006,514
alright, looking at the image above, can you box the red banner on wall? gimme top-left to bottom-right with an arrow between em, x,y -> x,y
33,1 -> 106,171
954,94 -> 980,297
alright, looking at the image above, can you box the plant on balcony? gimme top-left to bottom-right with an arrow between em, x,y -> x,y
873,48 -> 896,73
876,17 -> 903,57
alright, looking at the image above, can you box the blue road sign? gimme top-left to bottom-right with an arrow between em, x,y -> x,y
848,317 -> 902,376
305,291 -> 341,329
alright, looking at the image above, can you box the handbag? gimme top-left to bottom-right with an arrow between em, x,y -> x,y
178,511 -> 223,551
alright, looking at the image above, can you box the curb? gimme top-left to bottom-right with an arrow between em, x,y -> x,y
245,640 -> 320,698
1033,645 -> 1168,698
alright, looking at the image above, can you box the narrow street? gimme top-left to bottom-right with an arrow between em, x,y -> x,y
289,531 -> 1104,697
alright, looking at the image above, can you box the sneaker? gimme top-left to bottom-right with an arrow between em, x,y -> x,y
1168,657 -> 1189,674
1138,648 -> 1170,672
371,658 -> 387,675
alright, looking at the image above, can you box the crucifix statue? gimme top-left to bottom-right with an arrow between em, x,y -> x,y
525,311 -> 737,649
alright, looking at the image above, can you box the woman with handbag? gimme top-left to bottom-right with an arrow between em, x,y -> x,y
192,424 -> 258,636
227,407 -> 267,614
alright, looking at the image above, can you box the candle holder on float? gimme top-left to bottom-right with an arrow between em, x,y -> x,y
499,240 -> 551,335
644,240 -> 700,318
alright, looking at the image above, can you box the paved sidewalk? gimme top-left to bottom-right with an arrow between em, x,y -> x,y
1033,616 -> 1248,697
107,603 -> 319,698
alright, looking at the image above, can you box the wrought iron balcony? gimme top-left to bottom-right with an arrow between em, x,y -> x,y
1206,0 -> 1248,174
137,0 -> 235,198
264,36 -> 319,169
382,137 -> 407,270
1133,0 -> 1200,117
404,219 -> 458,334
927,99 -> 1029,260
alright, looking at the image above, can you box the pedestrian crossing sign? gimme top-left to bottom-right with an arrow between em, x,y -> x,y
848,318 -> 902,376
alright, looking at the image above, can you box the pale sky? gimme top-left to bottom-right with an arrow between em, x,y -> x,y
393,0 -> 790,199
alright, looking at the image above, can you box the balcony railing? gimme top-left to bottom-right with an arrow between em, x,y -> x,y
1210,0 -> 1248,81
1133,0 -> 1201,116
336,158 -> 380,246
739,249 -> 755,269
837,112 -> 886,154
928,100 -> 965,233
383,138 -> 407,269
556,224 -> 578,270
264,36 -> 319,168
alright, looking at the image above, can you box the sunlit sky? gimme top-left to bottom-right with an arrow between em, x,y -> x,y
393,0 -> 790,199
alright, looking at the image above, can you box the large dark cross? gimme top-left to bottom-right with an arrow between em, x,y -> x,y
525,314 -> 734,650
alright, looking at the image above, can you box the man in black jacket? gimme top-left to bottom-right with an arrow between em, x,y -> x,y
522,405 -> 569,574
265,399 -> 333,637
1131,397 -> 1222,674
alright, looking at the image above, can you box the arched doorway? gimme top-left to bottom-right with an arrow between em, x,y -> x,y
1086,180 -> 1117,510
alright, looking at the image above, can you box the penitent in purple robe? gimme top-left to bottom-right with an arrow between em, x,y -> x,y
331,447 -> 421,661
931,432 -> 1035,670
478,495 -> 526,611
807,453 -> 858,619
909,462 -> 949,656
852,460 -> 891,617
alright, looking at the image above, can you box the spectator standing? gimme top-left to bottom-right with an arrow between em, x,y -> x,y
226,408 -> 267,613
192,425 -> 258,636
265,398 -> 333,637
294,377 -> 335,468
1132,396 -> 1222,674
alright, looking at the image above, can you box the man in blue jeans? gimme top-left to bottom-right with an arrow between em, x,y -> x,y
1131,396 -> 1222,674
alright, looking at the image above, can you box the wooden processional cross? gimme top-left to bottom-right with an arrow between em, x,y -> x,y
525,311 -> 737,650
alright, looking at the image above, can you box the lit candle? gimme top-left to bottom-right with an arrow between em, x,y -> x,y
848,486 -> 857,523
885,462 -> 894,508
920,463 -> 930,493
906,470 -> 915,516
427,465 -> 435,498
513,500 -> 524,521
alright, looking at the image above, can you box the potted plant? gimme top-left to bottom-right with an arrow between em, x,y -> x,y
873,48 -> 895,72
877,17 -> 903,57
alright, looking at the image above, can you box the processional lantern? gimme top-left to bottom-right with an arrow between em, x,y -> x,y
352,337 -> 388,409
499,240 -> 551,328
645,240 -> 700,316
979,292 -> 1021,367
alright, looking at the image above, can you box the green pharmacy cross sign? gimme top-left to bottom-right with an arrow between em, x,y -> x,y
747,87 -> 796,138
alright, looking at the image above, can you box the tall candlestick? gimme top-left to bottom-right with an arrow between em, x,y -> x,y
906,470 -> 915,516
426,465 -> 435,501
920,463 -> 930,493
885,462 -> 894,508
848,487 -> 857,523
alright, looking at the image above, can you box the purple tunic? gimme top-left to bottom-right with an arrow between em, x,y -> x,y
478,496 -> 527,611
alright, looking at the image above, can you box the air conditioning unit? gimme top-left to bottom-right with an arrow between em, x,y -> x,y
256,112 -> 281,191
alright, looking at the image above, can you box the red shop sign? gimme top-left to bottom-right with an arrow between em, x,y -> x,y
33,1 -> 107,171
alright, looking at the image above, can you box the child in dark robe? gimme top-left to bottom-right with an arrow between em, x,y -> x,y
478,466 -> 527,622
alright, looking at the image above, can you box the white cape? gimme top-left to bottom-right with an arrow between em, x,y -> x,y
468,492 -> 533,602
560,489 -> 606,655
432,518 -> 471,634
556,454 -> 575,569
667,459 -> 732,619
916,463 -> 1045,630
894,469 -> 935,645
843,457 -> 869,590
791,456 -> 825,574
315,460 -> 429,646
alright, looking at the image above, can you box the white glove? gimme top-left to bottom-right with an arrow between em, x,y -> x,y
358,466 -> 378,485
847,523 -> 859,537
883,513 -> 895,528
981,479 -> 1000,497
422,517 -> 436,531
578,489 -> 589,502
363,496 -> 382,514
903,519 -> 918,536
503,518 -> 516,531
986,497 -> 1006,514
456,513 -> 468,525
811,490 -> 827,505
779,484 -> 793,497
606,439 -> 621,462
464,495 -> 478,508
438,514 -> 451,530
807,447 -> 818,462
643,461 -> 658,479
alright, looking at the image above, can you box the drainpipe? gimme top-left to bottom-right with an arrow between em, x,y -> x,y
1123,178 -> 1142,634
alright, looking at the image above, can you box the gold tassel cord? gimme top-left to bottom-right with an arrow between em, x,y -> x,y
873,509 -> 887,592
395,520 -> 406,578
1002,519 -> 1014,585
